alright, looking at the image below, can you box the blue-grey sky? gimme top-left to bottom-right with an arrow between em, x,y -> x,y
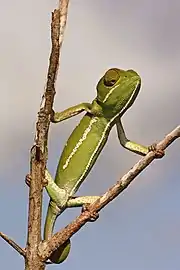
0,0 -> 180,269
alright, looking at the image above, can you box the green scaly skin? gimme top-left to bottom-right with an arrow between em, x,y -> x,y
44,68 -> 150,263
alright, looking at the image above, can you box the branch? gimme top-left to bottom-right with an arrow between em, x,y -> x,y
25,1 -> 70,269
39,125 -> 180,261
0,232 -> 26,258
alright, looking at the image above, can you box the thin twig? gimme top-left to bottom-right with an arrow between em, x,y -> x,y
40,0 -> 69,111
0,232 -> 26,258
39,125 -> 180,261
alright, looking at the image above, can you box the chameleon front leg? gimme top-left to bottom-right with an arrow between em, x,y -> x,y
116,117 -> 164,157
51,102 -> 93,123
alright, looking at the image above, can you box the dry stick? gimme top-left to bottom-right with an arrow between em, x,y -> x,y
0,232 -> 26,258
40,126 -> 180,261
24,1 -> 69,269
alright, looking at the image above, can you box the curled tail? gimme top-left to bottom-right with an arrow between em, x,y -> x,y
44,200 -> 71,264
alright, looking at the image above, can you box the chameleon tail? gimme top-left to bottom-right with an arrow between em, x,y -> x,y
44,201 -> 71,264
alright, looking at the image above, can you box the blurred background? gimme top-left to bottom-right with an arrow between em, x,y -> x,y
0,0 -> 180,269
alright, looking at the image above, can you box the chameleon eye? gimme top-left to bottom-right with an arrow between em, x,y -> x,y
104,68 -> 120,87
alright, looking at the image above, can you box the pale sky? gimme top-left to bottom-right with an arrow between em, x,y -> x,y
0,1 -> 180,269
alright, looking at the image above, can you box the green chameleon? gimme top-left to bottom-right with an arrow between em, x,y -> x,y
43,68 -> 161,263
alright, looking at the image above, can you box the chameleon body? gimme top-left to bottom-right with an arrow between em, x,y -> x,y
44,68 -> 150,263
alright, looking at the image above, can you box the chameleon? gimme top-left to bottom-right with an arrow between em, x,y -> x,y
42,68 -> 163,263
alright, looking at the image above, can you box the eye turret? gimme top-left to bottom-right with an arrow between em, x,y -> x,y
103,68 -> 120,87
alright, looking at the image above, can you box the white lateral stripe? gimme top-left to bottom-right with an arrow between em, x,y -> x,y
103,84 -> 119,103
62,117 -> 98,170
118,81 -> 139,115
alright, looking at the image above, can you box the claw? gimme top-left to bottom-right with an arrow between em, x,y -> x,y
148,143 -> 165,159
25,174 -> 31,187
82,204 -> 99,222
25,173 -> 47,187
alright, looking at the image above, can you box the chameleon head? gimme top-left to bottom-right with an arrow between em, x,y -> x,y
96,68 -> 141,117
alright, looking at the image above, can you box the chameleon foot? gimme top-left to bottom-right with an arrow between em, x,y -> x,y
25,173 -> 47,187
82,204 -> 99,222
148,143 -> 165,159
25,174 -> 31,187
